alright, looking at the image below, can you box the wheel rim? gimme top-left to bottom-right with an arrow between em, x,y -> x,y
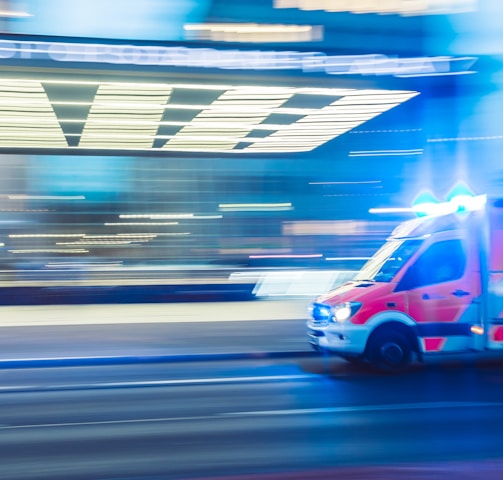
380,341 -> 404,366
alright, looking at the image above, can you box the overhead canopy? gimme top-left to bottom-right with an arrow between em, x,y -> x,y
0,75 -> 418,153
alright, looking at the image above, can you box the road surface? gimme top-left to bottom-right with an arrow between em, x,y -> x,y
1,301 -> 503,479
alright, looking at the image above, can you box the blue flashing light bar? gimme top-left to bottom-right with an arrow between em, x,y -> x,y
413,194 -> 487,217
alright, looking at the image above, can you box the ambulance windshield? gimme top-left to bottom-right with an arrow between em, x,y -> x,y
354,239 -> 422,282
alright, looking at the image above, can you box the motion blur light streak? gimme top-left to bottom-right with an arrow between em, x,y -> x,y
349,148 -> 424,157
119,214 -> 222,219
428,135 -> 503,142
251,268 -> 355,296
274,0 -> 478,16
369,207 -> 414,214
308,180 -> 381,185
8,249 -> 89,254
183,23 -> 323,43
249,254 -> 323,259
7,195 -> 86,200
219,203 -> 293,212
325,257 -> 371,261
104,222 -> 179,226
0,9 -> 32,18
9,234 -> 85,238
283,220 -> 369,236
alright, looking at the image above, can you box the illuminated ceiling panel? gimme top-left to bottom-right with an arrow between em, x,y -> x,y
0,80 -> 67,147
79,84 -> 172,148
0,79 -> 418,153
244,89 -> 418,152
163,88 -> 294,151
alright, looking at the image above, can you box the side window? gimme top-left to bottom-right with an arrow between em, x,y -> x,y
397,239 -> 466,290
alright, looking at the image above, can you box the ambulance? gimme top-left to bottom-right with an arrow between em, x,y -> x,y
307,194 -> 503,370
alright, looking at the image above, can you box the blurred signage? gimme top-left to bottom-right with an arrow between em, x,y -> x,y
274,0 -> 478,16
0,39 -> 476,77
183,23 -> 323,43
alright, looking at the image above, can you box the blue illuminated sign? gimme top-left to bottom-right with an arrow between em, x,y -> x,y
0,39 -> 477,77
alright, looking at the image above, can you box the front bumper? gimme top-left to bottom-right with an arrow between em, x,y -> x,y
307,321 -> 369,356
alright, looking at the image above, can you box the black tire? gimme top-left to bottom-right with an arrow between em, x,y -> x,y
366,330 -> 411,372
340,354 -> 366,366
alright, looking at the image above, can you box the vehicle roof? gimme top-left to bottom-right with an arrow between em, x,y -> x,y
389,213 -> 469,240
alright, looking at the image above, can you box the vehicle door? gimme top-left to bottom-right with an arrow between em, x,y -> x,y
395,235 -> 480,353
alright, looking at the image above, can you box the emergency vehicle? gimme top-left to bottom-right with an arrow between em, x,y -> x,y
307,194 -> 503,370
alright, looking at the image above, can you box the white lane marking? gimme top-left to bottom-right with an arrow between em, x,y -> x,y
0,386 -> 39,392
0,374 -> 315,392
2,401 -> 502,431
221,401 -> 503,417
85,374 -> 314,386
0,416 -> 216,430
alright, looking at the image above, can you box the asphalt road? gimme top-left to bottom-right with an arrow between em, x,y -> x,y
2,356 -> 503,479
1,301 -> 503,479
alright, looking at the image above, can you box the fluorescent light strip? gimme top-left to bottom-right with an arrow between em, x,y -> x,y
0,79 -> 360,96
9,234 -> 85,238
0,118 -> 281,131
245,90 -> 418,152
79,84 -> 171,148
62,133 -> 278,143
8,249 -> 89,254
104,222 -> 180,226
0,80 -> 66,148
163,88 -> 293,151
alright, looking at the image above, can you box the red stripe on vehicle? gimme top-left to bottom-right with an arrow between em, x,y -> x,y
422,337 -> 446,352
490,326 -> 503,342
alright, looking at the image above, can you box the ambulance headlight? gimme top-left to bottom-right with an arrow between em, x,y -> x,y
331,302 -> 362,323
309,303 -> 333,322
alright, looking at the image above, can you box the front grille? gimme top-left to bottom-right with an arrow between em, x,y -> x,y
309,318 -> 329,327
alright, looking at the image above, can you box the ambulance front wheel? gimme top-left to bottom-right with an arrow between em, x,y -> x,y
366,329 -> 411,372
